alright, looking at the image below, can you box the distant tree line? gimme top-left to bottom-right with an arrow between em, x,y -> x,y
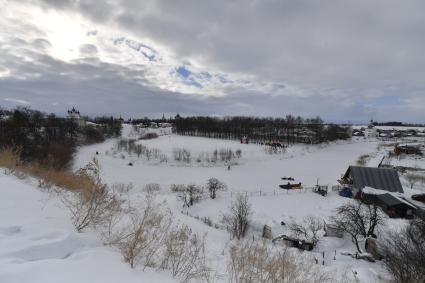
173,115 -> 350,144
373,121 -> 425,127
0,106 -> 122,169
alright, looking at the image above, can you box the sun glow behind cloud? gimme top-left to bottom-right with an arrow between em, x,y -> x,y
37,11 -> 86,61
1,2 -> 300,99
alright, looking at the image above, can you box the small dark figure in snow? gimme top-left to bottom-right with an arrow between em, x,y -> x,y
228,165 -> 231,171
128,162 -> 133,166
280,221 -> 286,226
96,151 -> 99,155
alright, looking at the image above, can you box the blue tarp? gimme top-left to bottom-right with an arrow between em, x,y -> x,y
339,187 -> 353,198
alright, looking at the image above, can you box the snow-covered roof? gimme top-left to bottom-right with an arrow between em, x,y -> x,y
344,166 -> 404,193
376,193 -> 417,209
397,143 -> 423,148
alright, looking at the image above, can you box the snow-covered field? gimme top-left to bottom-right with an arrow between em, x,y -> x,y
74,126 -> 380,192
3,124 -> 425,282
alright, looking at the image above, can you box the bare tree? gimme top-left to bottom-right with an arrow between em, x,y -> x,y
222,195 -> 251,240
135,144 -> 143,158
289,216 -> 323,246
177,184 -> 204,207
332,201 -> 384,253
206,178 -> 227,199
380,218 -> 425,283
235,149 -> 242,159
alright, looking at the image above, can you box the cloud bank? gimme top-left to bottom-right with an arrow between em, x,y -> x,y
0,0 -> 424,122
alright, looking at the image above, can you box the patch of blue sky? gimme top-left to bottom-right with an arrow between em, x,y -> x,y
176,66 -> 191,78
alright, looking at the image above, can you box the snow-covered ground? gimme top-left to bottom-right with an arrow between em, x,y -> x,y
3,124 -> 425,282
0,173 -> 177,283
71,125 -> 397,281
352,125 -> 425,132
74,126 -> 380,192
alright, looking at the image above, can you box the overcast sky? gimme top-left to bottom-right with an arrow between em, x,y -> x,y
1,0 -> 424,122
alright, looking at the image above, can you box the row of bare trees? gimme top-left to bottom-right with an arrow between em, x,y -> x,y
174,147 -> 242,164
171,178 -> 228,208
115,139 -> 167,162
115,139 -> 243,165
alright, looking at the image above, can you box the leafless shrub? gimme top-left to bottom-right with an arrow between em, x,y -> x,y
176,184 -> 204,207
116,193 -> 171,269
173,148 -> 191,163
135,144 -> 143,157
289,216 -> 323,247
61,158 -> 122,232
264,146 -> 286,155
111,182 -> 134,194
222,195 -> 251,240
99,184 -> 134,244
152,148 -> 160,159
170,184 -> 187,193
159,154 -> 168,163
219,148 -> 235,162
144,183 -> 161,194
142,148 -> 150,160
206,178 -> 227,199
235,149 -> 242,158
379,218 -> 425,283
228,240 -> 332,283
161,225 -> 211,282
332,201 -> 384,253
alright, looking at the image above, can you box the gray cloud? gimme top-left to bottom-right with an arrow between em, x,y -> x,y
53,0 -> 425,88
1,0 -> 425,122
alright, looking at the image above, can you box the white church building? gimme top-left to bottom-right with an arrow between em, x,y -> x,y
67,107 -> 86,127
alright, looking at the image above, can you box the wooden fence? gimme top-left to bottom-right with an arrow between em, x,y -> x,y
228,185 -> 342,198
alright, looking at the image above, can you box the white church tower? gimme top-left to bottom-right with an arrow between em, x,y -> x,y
67,107 -> 86,127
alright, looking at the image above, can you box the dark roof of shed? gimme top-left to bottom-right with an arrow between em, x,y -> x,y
377,193 -> 416,209
344,166 -> 404,193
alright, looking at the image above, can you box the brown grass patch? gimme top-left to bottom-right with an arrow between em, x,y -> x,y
0,146 -> 97,198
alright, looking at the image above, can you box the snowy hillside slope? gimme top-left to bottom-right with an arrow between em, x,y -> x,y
0,173 -> 176,283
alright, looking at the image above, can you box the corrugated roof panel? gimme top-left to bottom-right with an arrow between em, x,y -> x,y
348,166 -> 404,193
